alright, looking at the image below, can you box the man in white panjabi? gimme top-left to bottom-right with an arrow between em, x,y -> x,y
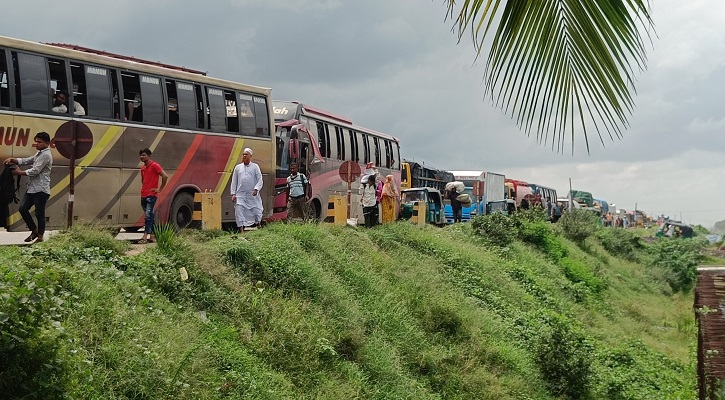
231,147 -> 263,231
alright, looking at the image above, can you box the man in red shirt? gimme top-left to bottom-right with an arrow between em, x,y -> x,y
139,148 -> 168,243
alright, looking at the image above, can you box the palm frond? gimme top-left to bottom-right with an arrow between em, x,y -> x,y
446,0 -> 654,154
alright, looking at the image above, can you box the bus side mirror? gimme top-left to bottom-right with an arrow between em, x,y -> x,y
289,138 -> 300,159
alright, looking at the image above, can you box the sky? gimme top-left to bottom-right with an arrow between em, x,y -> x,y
2,1 -> 724,227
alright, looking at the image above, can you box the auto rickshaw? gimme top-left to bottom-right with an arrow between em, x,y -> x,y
399,187 -> 447,226
655,221 -> 694,239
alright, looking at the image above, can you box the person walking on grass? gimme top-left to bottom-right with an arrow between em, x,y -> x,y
3,132 -> 53,243
138,148 -> 168,244
231,147 -> 263,232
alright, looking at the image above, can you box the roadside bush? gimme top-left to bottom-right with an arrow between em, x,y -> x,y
559,209 -> 599,243
649,237 -> 706,293
596,228 -> 643,261
470,213 -> 517,247
52,225 -> 128,256
0,260 -> 66,398
511,207 -> 550,225
535,311 -> 594,399
559,256 -> 607,294
519,221 -> 568,261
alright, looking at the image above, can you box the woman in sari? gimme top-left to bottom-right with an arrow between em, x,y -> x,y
381,175 -> 398,224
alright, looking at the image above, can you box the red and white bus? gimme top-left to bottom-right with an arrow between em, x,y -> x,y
272,101 -> 401,221
0,36 -> 277,231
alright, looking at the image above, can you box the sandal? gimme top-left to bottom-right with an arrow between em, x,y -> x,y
137,239 -> 148,244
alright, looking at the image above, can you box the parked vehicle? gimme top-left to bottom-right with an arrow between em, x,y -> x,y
399,187 -> 447,226
400,161 -> 453,192
445,171 -> 511,223
655,221 -> 694,239
505,179 -> 533,208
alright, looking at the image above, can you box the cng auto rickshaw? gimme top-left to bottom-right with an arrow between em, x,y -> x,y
399,187 -> 447,226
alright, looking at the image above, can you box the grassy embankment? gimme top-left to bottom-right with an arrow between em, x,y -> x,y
1,209 -> 707,399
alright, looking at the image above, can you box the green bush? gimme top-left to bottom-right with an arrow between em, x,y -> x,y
470,213 -> 517,247
559,256 -> 607,294
512,207 -> 550,224
648,237 -> 705,293
596,228 -> 643,261
519,221 -> 568,261
535,311 -> 594,399
0,260 -> 66,398
559,209 -> 599,243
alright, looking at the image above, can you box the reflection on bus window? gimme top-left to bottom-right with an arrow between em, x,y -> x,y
206,86 -> 225,131
0,50 -> 9,107
15,52 -> 50,111
253,96 -> 269,136
276,127 -> 290,170
238,93 -> 255,135
76,63 -> 112,118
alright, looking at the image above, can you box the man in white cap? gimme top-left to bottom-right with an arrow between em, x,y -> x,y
231,147 -> 263,231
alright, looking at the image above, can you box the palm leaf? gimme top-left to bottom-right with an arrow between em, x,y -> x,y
446,0 -> 654,153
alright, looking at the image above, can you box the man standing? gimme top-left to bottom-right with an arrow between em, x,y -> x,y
3,132 -> 53,243
231,147 -> 263,231
139,148 -> 168,244
286,162 -> 309,221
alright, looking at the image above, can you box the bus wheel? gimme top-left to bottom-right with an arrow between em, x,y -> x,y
170,192 -> 195,230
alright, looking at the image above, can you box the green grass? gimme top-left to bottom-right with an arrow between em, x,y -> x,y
0,221 -> 697,399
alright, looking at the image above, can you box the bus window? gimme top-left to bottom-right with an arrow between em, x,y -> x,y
140,75 -> 163,125
238,93 -> 255,135
335,126 -> 345,160
362,135 -> 369,164
195,84 -> 204,129
0,50 -> 9,108
48,57 -> 68,111
225,90 -> 239,133
15,52 -> 50,112
253,96 -> 269,136
165,79 -> 195,128
111,69 -> 120,119
205,86 -> 225,131
165,79 -> 179,126
121,72 -> 142,122
77,63 -> 112,118
349,130 -> 358,162
373,137 -> 381,167
384,141 -> 391,168
316,121 -> 330,158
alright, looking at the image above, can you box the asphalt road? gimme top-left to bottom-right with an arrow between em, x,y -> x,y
0,229 -> 143,245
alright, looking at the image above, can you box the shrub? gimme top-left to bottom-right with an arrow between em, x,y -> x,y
535,311 -> 594,399
0,260 -> 66,398
470,213 -> 517,247
511,207 -> 550,225
559,256 -> 607,294
559,209 -> 599,243
596,228 -> 643,261
519,221 -> 569,261
648,237 -> 706,293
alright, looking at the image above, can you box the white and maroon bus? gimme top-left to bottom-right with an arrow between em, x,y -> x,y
272,101 -> 401,222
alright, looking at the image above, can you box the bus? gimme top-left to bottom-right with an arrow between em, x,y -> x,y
0,36 -> 276,232
272,101 -> 401,222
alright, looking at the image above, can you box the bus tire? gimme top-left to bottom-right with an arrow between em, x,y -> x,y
170,192 -> 195,230
310,199 -> 322,222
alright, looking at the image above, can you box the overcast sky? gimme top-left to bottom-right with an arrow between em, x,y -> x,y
2,1 -> 724,226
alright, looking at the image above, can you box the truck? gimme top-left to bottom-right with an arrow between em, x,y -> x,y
445,171 -> 511,223
400,160 -> 454,193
